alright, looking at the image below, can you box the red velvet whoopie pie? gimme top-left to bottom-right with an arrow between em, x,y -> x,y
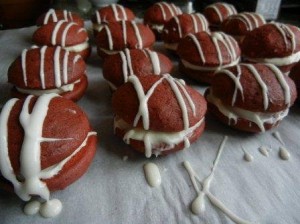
205,63 -> 297,132
112,74 -> 207,158
33,21 -> 91,60
8,46 -> 87,101
103,48 -> 173,90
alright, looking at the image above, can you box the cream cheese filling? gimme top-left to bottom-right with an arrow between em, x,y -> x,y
64,41 -> 89,52
114,116 -> 204,157
16,80 -> 81,96
99,47 -> 120,55
245,51 -> 300,66
206,90 -> 289,132
181,58 -> 240,72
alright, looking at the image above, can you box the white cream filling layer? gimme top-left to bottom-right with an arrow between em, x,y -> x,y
16,80 -> 80,96
181,58 -> 240,72
245,51 -> 300,66
64,41 -> 89,52
92,23 -> 105,32
164,42 -> 178,51
207,90 -> 289,132
149,24 -> 164,33
114,116 -> 204,157
99,48 -> 120,55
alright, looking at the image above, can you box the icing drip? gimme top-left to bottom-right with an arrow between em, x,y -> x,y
24,201 -> 41,215
43,9 -> 58,24
123,74 -> 198,157
131,22 -> 143,49
259,146 -> 270,157
279,147 -> 290,160
187,34 -> 206,63
242,147 -> 253,162
174,16 -> 182,38
183,136 -> 254,224
21,49 -> 28,86
111,4 -> 120,20
273,131 -> 285,145
143,162 -> 161,187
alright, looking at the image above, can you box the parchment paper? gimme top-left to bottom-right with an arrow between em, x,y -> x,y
0,23 -> 300,224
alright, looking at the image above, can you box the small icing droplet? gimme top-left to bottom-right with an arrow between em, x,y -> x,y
243,152 -> 253,162
279,147 -> 290,160
24,200 -> 41,216
143,162 -> 161,187
259,146 -> 269,157
273,131 -> 285,145
39,199 -> 62,218
191,193 -> 205,215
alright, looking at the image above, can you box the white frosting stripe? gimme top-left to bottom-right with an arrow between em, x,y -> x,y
124,49 -> 134,76
104,25 -> 113,50
272,23 -> 296,53
51,20 -> 65,45
61,22 -> 75,47
131,22 -> 143,49
162,2 -> 175,17
63,50 -> 69,84
21,49 -> 28,86
40,46 -> 47,89
111,4 -> 120,20
54,47 -> 62,87
43,9 -> 58,24
96,10 -> 101,24
157,3 -> 166,20
188,34 -> 206,63
244,64 -> 269,110
119,51 -> 129,82
122,20 -> 127,45
145,49 -> 161,74
174,16 -> 182,38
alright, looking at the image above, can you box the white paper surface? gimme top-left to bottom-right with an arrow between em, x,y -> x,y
1,24 -> 300,224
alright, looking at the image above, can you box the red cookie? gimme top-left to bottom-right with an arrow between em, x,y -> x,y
8,46 -> 87,101
112,74 -> 207,157
0,94 -> 97,196
177,31 -> 240,84
36,9 -> 85,27
91,4 -> 135,35
96,21 -> 155,58
289,61 -> 300,101
144,1 -> 182,39
241,23 -> 300,74
162,13 -> 209,52
204,2 -> 237,30
32,21 -> 91,60
205,63 -> 297,132
103,49 -> 173,90
220,12 -> 266,45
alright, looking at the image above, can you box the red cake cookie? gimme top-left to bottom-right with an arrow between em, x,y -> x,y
0,93 -> 97,209
177,31 -> 241,84
204,2 -> 237,30
36,9 -> 85,27
205,63 -> 297,132
162,13 -> 209,52
103,49 -> 173,90
241,23 -> 300,74
144,1 -> 182,39
289,61 -> 300,101
112,74 -> 207,157
8,46 -> 87,101
32,21 -> 91,60
221,12 -> 266,45
91,4 -> 135,35
96,21 -> 155,58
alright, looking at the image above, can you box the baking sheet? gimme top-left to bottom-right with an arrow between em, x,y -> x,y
1,24 -> 300,224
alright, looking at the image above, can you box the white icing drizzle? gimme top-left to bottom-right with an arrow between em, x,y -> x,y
206,3 -> 236,23
259,146 -> 270,157
272,23 -> 296,53
39,46 -> 47,89
267,64 -> 291,106
61,22 -> 76,47
73,55 -> 82,64
119,51 -> 129,83
54,47 -> 62,88
119,4 -> 127,20
21,49 -> 28,86
279,146 -> 290,160
242,147 -> 253,162
111,4 -> 120,20
145,49 -> 161,74
51,20 -> 65,46
104,25 -> 113,50
174,16 -> 182,38
244,64 -> 269,110
143,162 -> 161,187
183,136 -> 253,223
195,13 -> 209,31
187,34 -> 206,63
131,22 -> 143,49
62,50 -> 69,84
43,9 -> 58,24
95,10 -> 101,24
123,74 -> 198,157
122,20 -> 127,45
234,13 -> 265,31
273,131 -> 285,145
157,3 -> 167,20
124,48 -> 134,76
0,94 -> 97,218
